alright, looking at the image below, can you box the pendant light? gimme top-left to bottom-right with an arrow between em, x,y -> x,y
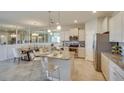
47,11 -> 51,33
56,11 -> 61,31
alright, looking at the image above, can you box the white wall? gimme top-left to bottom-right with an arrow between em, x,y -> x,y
85,17 -> 110,61
85,19 -> 97,61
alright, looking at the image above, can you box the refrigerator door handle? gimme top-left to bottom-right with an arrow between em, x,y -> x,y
92,34 -> 95,49
93,40 -> 94,49
93,36 -> 95,49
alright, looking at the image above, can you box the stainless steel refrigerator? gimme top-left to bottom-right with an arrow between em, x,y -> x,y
93,33 -> 111,72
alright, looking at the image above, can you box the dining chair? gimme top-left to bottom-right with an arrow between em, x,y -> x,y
41,57 -> 60,81
32,50 -> 41,57
12,48 -> 22,63
29,52 -> 41,62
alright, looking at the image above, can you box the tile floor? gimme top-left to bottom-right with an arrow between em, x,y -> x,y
0,58 -> 105,81
71,58 -> 105,81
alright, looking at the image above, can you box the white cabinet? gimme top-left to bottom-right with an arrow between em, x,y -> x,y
121,12 -> 124,42
64,31 -> 70,41
101,53 -> 110,80
102,17 -> 109,33
109,18 -> 114,41
110,12 -> 122,42
70,28 -> 78,36
109,60 -> 124,81
79,29 -> 85,41
60,28 -> 85,41
101,53 -> 124,81
78,47 -> 85,58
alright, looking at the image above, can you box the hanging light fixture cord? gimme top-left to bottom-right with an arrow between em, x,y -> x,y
48,11 -> 51,29
58,11 -> 60,24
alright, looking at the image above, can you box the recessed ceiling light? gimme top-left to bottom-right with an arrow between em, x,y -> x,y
74,20 -> 78,23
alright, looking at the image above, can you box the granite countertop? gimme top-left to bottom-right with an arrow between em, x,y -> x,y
46,54 -> 71,60
102,52 -> 124,70
40,52 -> 70,60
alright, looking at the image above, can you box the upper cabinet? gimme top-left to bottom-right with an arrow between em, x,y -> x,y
64,31 -> 70,41
109,12 -> 123,42
60,28 -> 85,41
60,31 -> 71,41
79,29 -> 85,41
102,17 -> 109,33
122,12 -> 124,42
70,28 -> 78,36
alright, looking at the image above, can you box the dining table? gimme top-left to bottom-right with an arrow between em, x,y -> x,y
21,48 -> 32,61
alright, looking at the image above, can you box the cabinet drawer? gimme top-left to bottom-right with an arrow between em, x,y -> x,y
78,48 -> 85,58
110,61 -> 124,76
110,67 -> 124,80
109,61 -> 124,80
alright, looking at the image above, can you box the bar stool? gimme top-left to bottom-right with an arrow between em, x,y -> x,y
63,50 -> 74,70
41,57 -> 60,81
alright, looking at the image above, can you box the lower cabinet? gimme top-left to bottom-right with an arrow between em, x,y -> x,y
78,47 -> 85,58
101,53 -> 124,81
109,60 -> 124,81
101,53 -> 110,80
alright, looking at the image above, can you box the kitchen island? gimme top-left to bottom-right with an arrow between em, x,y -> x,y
41,52 -> 72,81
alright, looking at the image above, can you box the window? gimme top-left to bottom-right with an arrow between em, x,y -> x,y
51,32 -> 60,43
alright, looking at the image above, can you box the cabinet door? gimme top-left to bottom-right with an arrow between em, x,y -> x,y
109,18 -> 114,41
109,60 -> 124,81
79,29 -> 85,41
74,28 -> 78,36
121,12 -> 124,42
114,12 -> 122,42
64,31 -> 69,41
102,17 -> 109,33
78,47 -> 85,58
101,53 -> 110,80
70,28 -> 78,36
110,12 -> 122,42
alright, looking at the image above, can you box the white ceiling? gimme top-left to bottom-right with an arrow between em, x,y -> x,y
0,11 -> 113,30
